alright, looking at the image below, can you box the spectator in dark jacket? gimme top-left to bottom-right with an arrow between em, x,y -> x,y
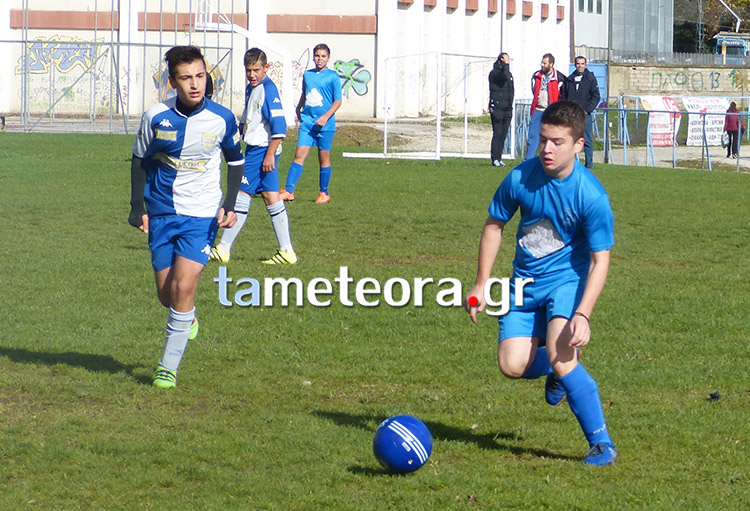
563,56 -> 600,168
489,53 -> 515,167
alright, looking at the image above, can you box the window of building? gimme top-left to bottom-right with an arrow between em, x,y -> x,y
579,0 -> 585,12
588,0 -> 594,13
597,0 -> 602,14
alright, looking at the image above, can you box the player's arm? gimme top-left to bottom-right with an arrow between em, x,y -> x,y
315,99 -> 342,127
128,155 -> 149,233
216,161 -> 244,228
262,138 -> 283,172
465,217 -> 506,323
295,91 -> 306,121
568,249 -> 610,348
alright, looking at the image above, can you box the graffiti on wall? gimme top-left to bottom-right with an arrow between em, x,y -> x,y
643,68 -> 750,94
15,36 -> 106,75
333,59 -> 371,97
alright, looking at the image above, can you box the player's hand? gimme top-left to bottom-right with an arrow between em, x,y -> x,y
217,208 -> 237,228
568,314 -> 591,348
261,155 -> 276,173
315,116 -> 329,127
128,208 -> 149,233
464,285 -> 486,324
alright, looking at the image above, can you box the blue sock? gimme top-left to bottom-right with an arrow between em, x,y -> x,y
521,347 -> 552,379
285,162 -> 304,193
319,165 -> 332,194
559,364 -> 613,447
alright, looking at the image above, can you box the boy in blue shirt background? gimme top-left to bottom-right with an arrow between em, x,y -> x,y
280,43 -> 342,204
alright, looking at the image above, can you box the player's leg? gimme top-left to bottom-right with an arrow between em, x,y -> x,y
212,148 -> 263,262
497,336 -> 540,379
547,316 -> 616,465
260,156 -> 296,265
150,216 -> 214,388
283,133 -> 313,197
212,191 -> 251,262
497,305 -> 549,379
315,131 -> 334,203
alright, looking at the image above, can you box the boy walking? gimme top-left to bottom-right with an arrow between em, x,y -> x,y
210,48 -> 297,265
128,46 -> 245,388
466,101 -> 617,466
279,43 -> 342,204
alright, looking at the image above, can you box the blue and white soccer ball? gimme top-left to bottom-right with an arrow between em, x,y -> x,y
372,415 -> 432,473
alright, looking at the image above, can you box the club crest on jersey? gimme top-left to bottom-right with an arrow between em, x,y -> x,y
202,132 -> 218,150
155,129 -> 177,141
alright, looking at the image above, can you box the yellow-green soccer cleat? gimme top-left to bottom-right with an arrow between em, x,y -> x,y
261,250 -> 298,265
153,364 -> 177,389
189,317 -> 199,341
208,246 -> 230,263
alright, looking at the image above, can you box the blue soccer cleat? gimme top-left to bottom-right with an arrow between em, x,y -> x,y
583,443 -> 617,466
545,373 -> 566,406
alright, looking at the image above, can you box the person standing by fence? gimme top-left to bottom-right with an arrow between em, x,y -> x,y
489,52 -> 514,167
724,102 -> 744,159
563,56 -> 600,169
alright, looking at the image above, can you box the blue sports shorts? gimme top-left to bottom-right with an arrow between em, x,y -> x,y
297,125 -> 335,151
498,275 -> 586,344
240,145 -> 280,195
148,215 -> 219,271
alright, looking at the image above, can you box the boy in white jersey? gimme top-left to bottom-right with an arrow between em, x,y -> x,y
465,101 -> 617,466
128,46 -> 245,388
209,48 -> 296,265
279,43 -> 342,204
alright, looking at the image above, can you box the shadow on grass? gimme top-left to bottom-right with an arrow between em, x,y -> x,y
312,410 -> 576,467
0,346 -> 152,385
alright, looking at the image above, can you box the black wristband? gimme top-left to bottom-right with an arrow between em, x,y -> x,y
573,311 -> 590,323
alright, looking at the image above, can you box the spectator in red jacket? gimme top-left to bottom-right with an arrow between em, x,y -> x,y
525,53 -> 567,160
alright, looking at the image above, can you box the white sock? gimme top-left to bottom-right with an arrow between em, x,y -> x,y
160,307 -> 195,371
267,200 -> 294,253
217,192 -> 251,253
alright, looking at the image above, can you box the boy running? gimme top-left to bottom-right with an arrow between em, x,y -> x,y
279,43 -> 342,204
209,48 -> 296,265
128,45 -> 244,388
465,101 -> 617,466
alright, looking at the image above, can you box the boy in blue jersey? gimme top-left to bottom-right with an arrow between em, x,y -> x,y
465,101 -> 617,466
128,46 -> 245,388
209,48 -> 296,265
279,43 -> 342,204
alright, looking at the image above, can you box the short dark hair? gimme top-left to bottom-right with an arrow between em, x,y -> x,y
244,47 -> 267,67
540,101 -> 586,141
575,56 -> 587,64
165,46 -> 205,79
542,53 -> 555,65
313,43 -> 331,55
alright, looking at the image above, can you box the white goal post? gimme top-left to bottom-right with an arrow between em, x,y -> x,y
344,51 -> 515,161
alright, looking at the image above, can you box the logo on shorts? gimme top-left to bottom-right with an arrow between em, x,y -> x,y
202,245 -> 211,256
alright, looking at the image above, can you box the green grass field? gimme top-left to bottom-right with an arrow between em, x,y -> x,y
0,131 -> 748,510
